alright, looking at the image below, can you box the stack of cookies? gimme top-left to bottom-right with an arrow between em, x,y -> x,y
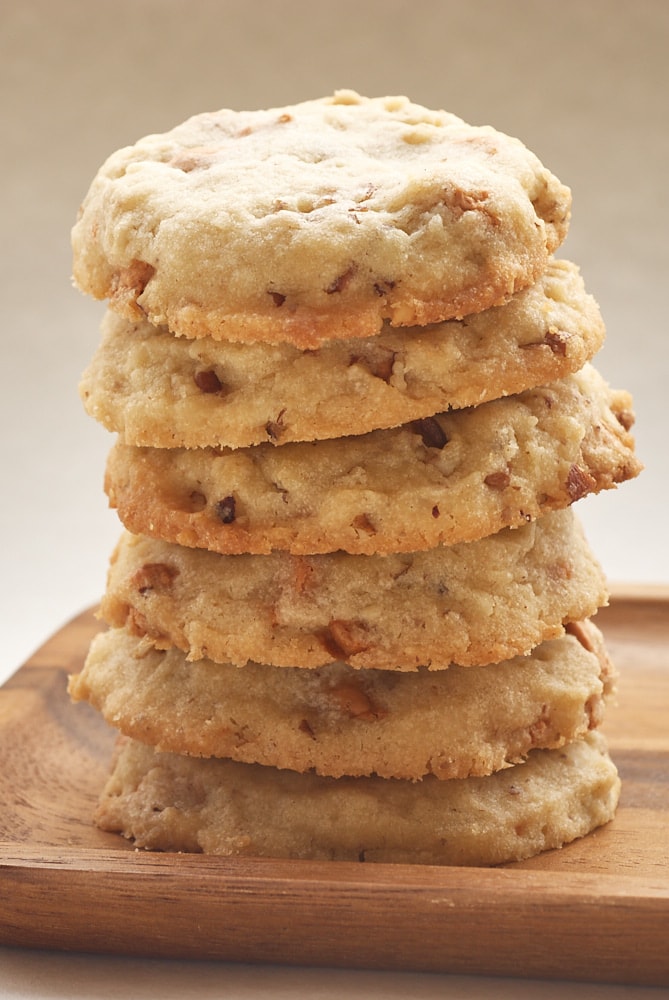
68,92 -> 641,865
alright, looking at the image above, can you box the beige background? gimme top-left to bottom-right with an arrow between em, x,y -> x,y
0,3 -> 667,996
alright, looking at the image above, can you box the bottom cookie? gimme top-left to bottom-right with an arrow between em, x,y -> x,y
95,731 -> 620,866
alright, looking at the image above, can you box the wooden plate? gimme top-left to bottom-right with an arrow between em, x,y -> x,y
1,592 -> 668,986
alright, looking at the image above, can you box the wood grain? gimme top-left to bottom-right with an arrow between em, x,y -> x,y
1,593 -> 668,985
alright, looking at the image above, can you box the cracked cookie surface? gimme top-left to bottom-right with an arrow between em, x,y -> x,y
72,91 -> 571,346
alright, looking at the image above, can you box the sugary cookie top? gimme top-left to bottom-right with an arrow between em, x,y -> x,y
72,91 -> 571,346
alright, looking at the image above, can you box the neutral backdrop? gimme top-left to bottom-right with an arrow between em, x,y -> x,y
1,3 -> 667,998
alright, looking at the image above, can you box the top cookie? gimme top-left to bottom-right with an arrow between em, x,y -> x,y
71,91 -> 571,347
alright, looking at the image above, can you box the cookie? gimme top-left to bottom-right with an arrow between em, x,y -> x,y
80,259 -> 604,449
69,620 -> 613,781
72,91 -> 571,348
94,731 -> 619,865
104,365 -> 640,556
100,509 -> 608,670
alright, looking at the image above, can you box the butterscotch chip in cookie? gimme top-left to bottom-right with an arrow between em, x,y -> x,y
80,260 -> 603,449
104,365 -> 641,556
72,91 -> 571,347
94,731 -> 620,865
100,509 -> 608,670
69,620 -> 614,781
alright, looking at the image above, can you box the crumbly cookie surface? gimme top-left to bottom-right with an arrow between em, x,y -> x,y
94,731 -> 620,865
104,365 -> 640,556
69,620 -> 613,781
80,259 -> 603,449
100,510 -> 608,670
72,91 -> 571,346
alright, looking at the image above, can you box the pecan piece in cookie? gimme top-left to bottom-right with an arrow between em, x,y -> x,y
566,464 -> 597,502
325,265 -> 357,295
169,145 -> 219,172
372,278 -> 396,298
615,408 -> 635,432
125,607 -> 169,645
528,705 -> 551,745
565,619 -> 598,653
266,409 -> 287,442
326,681 -> 386,721
193,370 -> 224,394
323,619 -> 372,659
215,495 -> 237,524
130,562 -> 179,594
544,329 -> 569,356
444,186 -> 491,220
111,260 -> 155,315
351,513 -> 377,536
410,417 -> 449,450
349,345 -> 396,383
484,470 -> 511,490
